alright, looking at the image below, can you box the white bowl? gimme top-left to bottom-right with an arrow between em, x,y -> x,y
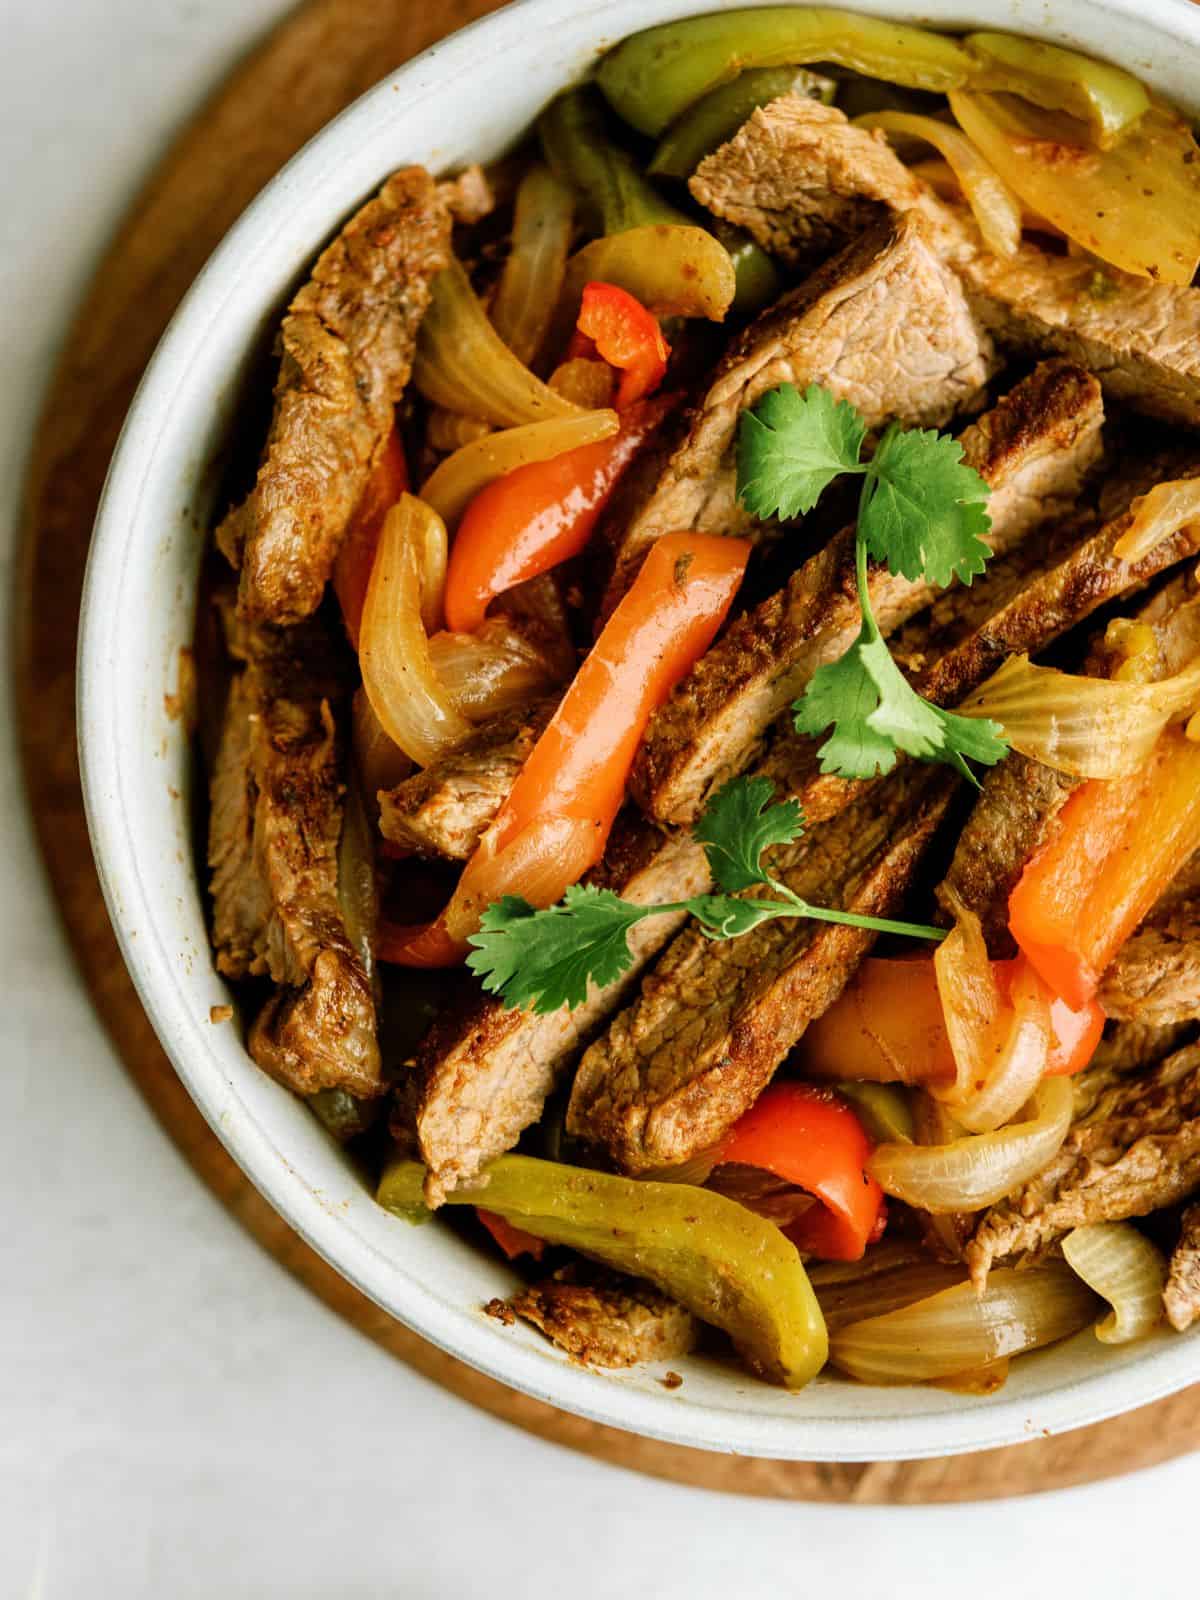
79,0 -> 1200,1461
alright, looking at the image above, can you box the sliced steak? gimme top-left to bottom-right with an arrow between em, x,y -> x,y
600,209 -> 994,613
379,697 -> 557,860
780,456 -> 1200,832
1164,1205 -> 1200,1332
966,1042 -> 1200,1287
694,98 -> 1200,425
411,817 -> 712,1204
1100,853 -> 1200,1027
689,94 -> 921,269
218,167 -> 451,624
208,616 -> 381,1098
507,1266 -> 699,1367
567,767 -> 955,1174
632,361 -> 1103,824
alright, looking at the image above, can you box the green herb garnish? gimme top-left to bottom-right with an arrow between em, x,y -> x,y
467,776 -> 945,1014
738,382 -> 1008,782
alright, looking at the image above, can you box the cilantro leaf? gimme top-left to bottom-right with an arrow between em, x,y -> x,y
793,616 -> 1009,783
466,887 -> 647,1014
693,776 -> 805,892
736,382 -> 866,522
860,424 -> 992,588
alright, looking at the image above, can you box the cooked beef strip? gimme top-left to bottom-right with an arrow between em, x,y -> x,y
218,167 -> 451,625
684,93 -> 921,267
768,456 -> 1200,833
378,697 -> 558,860
411,817 -> 712,1204
599,209 -> 994,615
966,1042 -> 1200,1287
1100,853 -> 1200,1027
1164,1205 -> 1200,1332
507,1266 -> 699,1368
690,95 -> 921,269
567,766 -> 956,1174
693,95 -> 1200,426
208,614 -> 381,1098
631,361 -> 1104,825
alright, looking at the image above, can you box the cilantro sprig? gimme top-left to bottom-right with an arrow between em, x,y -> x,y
738,383 -> 1008,782
467,777 -> 945,1014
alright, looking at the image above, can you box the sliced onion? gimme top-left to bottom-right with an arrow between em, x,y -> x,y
351,687 -> 411,803
869,1076 -> 1073,1213
829,1262 -> 1100,1384
419,410 -> 619,528
548,359 -> 617,409
489,163 -> 575,367
413,257 -> 583,428
359,495 -> 473,768
427,622 -> 563,721
426,408 -> 493,455
814,1260 -> 967,1333
934,887 -> 1052,1132
949,93 -> 1200,285
908,157 -> 1062,235
958,651 -> 1200,778
856,110 -> 1021,258
1062,1222 -> 1168,1344
443,813 -> 598,945
415,497 -> 448,633
1113,478 -> 1200,565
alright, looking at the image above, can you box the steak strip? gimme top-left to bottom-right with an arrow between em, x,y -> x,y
208,613 -> 381,1099
967,1042 -> 1200,1287
1164,1205 -> 1200,1333
411,817 -> 712,1204
599,208 -> 993,614
506,1266 -> 699,1368
567,766 -> 956,1174
218,167 -> 451,624
632,361 -> 1104,825
693,94 -> 1200,425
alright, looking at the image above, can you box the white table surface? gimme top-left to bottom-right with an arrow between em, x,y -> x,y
0,2 -> 1196,1594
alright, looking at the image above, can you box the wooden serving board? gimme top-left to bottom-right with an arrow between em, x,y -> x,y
17,0 -> 1200,1500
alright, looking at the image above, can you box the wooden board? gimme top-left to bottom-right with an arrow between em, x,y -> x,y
16,0 -> 1200,1500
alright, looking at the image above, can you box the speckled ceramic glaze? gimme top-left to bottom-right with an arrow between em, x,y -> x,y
79,0 -> 1200,1459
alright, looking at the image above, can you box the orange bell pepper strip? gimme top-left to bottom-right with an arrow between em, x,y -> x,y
576,281 -> 670,409
713,1083 -> 885,1262
802,953 -> 1104,1086
443,394 -> 677,634
476,1208 -> 546,1262
382,531 -> 750,966
1009,729 -> 1200,1009
332,427 -> 409,647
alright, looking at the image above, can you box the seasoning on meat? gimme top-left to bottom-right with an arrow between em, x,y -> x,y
567,767 -> 955,1174
1100,864 -> 1200,1027
632,361 -> 1103,825
218,167 -> 452,624
208,613 -> 381,1098
411,818 -> 713,1204
508,1266 -> 699,1367
690,94 -> 921,268
967,1042 -> 1200,1288
599,209 -> 994,614
379,697 -> 558,861
1164,1205 -> 1200,1332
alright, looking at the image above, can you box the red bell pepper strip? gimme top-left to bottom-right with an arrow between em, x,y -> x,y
332,426 -> 409,647
576,282 -> 670,409
443,394 -> 676,634
713,1082 -> 885,1262
477,1208 -> 546,1262
382,531 -> 750,966
1009,730 -> 1200,1009
802,953 -> 1104,1086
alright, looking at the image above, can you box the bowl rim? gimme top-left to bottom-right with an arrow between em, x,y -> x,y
79,0 -> 1200,1461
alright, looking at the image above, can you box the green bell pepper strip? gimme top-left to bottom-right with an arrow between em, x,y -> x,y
378,1153 -> 829,1387
597,8 -> 974,138
832,1082 -> 915,1146
649,65 -> 836,178
539,87 -> 689,235
964,31 -> 1149,150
